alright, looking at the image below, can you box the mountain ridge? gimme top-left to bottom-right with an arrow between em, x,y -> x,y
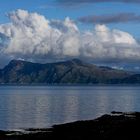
0,59 -> 139,84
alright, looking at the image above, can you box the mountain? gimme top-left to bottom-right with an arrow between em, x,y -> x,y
0,59 -> 138,84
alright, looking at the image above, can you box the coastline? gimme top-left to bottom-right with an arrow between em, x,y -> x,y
0,112 -> 140,140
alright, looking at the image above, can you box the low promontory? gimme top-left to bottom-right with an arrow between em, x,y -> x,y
1,112 -> 140,140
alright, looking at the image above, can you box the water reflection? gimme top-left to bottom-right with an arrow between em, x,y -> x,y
63,92 -> 79,122
0,86 -> 140,130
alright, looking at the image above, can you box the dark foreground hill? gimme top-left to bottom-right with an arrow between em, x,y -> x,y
1,112 -> 140,140
0,58 -> 139,84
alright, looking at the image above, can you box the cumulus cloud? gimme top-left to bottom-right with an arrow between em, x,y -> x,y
78,13 -> 140,24
0,9 -> 140,67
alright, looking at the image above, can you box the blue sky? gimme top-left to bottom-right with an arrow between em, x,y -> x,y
0,0 -> 140,38
1,0 -> 140,69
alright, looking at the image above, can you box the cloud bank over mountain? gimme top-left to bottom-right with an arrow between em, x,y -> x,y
0,9 -> 140,67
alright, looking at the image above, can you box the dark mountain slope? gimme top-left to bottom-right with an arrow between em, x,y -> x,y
0,59 -> 133,84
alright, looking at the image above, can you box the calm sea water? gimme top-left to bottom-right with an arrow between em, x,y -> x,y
0,86 -> 140,130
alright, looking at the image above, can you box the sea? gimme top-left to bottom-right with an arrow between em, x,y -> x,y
0,85 -> 140,130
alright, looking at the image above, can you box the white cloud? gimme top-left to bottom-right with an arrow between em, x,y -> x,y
0,9 -> 140,66
51,17 -> 79,33
94,24 -> 136,45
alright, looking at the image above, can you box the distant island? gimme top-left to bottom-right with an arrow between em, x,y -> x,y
0,59 -> 140,84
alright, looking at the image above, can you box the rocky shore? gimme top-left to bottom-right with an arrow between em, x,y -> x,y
0,112 -> 140,140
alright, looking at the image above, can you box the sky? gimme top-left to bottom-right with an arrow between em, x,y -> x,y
0,0 -> 140,70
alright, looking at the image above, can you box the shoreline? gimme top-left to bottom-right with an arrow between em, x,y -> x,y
0,111 -> 140,140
